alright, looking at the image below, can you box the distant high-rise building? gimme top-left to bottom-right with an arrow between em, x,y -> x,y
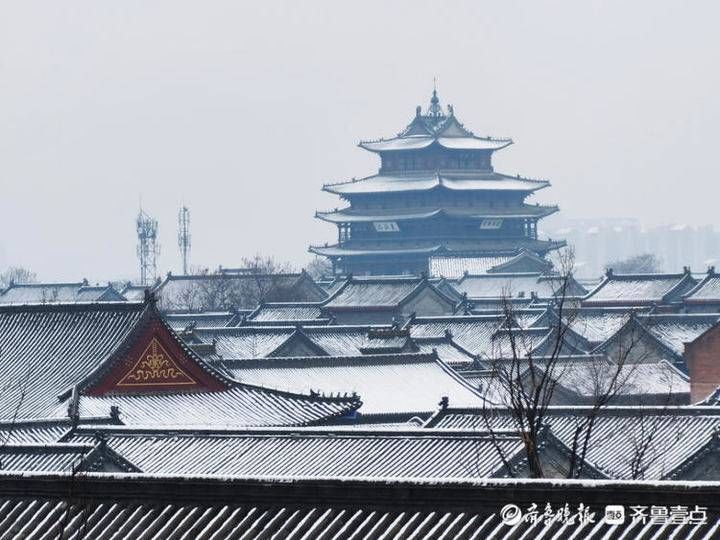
542,217 -> 720,278
311,89 -> 564,275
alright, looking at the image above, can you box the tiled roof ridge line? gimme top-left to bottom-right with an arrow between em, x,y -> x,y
0,301 -> 144,314
220,351 -> 439,369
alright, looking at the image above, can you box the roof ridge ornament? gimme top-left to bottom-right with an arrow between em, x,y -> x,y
426,87 -> 446,119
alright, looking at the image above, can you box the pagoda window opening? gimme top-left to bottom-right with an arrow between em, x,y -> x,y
339,224 -> 352,243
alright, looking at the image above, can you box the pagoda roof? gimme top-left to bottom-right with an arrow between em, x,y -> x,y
359,136 -> 512,153
310,245 -> 444,258
358,90 -> 513,153
309,238 -> 566,259
316,204 -> 558,224
323,171 -> 549,196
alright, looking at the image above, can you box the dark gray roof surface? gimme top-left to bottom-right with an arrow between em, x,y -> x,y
218,352 -> 484,417
0,473 -> 717,539
0,302 -> 146,420
427,406 -> 720,480
0,282 -> 125,304
67,426 -> 519,479
583,271 -> 698,306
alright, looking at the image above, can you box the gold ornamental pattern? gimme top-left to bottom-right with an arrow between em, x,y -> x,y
117,338 -> 196,387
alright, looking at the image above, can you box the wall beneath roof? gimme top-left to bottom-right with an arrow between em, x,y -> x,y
401,288 -> 456,320
686,325 -> 720,403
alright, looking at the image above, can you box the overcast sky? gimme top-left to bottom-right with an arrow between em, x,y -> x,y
1,1 -> 718,282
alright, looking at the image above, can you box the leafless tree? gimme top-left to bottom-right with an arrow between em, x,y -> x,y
607,253 -> 662,273
479,249 -> 679,479
305,256 -> 333,280
162,254 -> 296,312
0,266 -> 37,289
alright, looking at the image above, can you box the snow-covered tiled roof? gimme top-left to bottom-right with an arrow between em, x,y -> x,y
0,282 -> 124,304
191,325 -> 407,359
246,302 -> 326,324
638,314 -> 720,356
323,172 -> 549,196
156,272 -> 327,311
68,426 -> 520,480
0,302 -> 146,420
218,352 -> 484,417
323,276 -> 453,310
429,254 -> 515,279
164,311 -> 241,331
453,273 -> 586,301
583,271 -> 698,306
684,269 -> 720,304
415,339 -> 475,367
0,473 -> 717,538
561,308 -> 636,346
53,384 -> 359,428
427,406 -> 720,480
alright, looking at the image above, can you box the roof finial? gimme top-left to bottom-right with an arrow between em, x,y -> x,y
427,79 -> 444,118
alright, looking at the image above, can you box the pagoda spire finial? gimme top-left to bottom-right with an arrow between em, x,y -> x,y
427,79 -> 445,118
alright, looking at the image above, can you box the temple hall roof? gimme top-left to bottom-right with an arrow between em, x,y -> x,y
0,302 -> 146,420
66,426 -> 519,480
582,270 -> 698,307
245,302 -> 328,325
426,406 -> 720,480
684,268 -> 720,304
3,473 -> 715,538
217,352 -> 484,418
0,281 -> 125,304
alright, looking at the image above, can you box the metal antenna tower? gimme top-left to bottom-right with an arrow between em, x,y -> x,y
177,205 -> 191,275
136,207 -> 160,286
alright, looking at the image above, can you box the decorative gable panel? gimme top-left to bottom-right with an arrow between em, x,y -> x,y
86,320 -> 227,396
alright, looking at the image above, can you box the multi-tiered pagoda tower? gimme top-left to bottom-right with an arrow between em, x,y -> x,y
311,90 -> 565,275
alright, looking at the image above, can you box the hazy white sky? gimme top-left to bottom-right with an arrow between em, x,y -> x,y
1,1 -> 719,281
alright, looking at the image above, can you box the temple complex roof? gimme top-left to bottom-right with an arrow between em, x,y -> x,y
426,406 -> 720,480
245,302 -> 329,325
0,300 -> 360,428
0,473 -> 717,538
65,425 -> 519,479
0,281 -> 125,304
684,267 -> 720,305
216,352 -> 484,418
583,269 -> 699,307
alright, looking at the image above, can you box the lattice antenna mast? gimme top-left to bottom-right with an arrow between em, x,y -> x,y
136,208 -> 160,286
177,205 -> 191,275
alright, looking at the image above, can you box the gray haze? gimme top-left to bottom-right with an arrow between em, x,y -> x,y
1,1 -> 719,282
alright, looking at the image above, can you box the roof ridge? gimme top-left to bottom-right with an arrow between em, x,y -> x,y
0,301 -> 145,314
220,351 -> 438,369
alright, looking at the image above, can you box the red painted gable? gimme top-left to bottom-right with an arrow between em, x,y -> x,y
86,319 -> 227,396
